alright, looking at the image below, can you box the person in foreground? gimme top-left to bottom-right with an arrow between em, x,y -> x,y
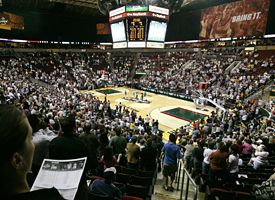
162,134 -> 183,192
0,104 -> 64,200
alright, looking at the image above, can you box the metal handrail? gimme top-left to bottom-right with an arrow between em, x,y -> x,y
179,167 -> 199,200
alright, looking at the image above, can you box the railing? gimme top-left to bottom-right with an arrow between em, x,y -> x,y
245,82 -> 274,101
176,161 -> 199,200
224,60 -> 240,74
29,77 -> 55,90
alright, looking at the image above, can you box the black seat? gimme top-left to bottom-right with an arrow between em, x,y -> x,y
126,184 -> 152,200
116,173 -> 131,184
130,175 -> 153,187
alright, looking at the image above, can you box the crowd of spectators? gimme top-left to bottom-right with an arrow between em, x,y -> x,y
0,47 -> 274,200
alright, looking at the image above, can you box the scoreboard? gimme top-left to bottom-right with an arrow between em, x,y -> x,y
109,5 -> 169,48
127,18 -> 146,41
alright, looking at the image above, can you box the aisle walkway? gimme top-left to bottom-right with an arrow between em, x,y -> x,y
151,168 -> 205,200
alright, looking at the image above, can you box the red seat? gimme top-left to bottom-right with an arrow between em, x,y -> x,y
122,195 -> 143,200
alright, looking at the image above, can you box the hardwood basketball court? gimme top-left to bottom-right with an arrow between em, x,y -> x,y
82,86 -> 215,138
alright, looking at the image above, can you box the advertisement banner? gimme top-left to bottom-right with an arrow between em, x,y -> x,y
199,0 -> 270,39
126,5 -> 148,12
0,13 -> 11,30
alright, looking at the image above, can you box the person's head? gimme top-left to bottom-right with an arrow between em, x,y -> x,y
103,146 -> 114,162
103,167 -> 116,184
208,141 -> 215,150
27,114 -> 41,133
131,136 -> 137,144
115,128 -> 122,136
169,134 -> 176,143
59,114 -> 76,135
146,138 -> 152,147
217,142 -> 227,152
230,144 -> 239,155
0,105 -> 34,194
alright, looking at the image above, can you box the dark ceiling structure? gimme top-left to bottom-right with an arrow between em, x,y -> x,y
2,0 -> 240,16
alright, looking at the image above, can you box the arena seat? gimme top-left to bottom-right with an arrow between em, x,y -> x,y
126,184 -> 152,200
88,191 -> 114,200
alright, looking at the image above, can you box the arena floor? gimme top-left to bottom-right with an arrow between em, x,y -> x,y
82,86 -> 215,138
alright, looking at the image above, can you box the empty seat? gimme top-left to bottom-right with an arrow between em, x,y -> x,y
116,173 -> 131,184
130,176 -> 153,187
120,167 -> 137,175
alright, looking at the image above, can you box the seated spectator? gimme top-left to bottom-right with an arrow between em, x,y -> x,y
248,144 -> 269,170
89,167 -> 122,200
0,104 -> 64,199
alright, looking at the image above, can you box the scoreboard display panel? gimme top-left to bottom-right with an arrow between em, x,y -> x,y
109,5 -> 169,48
127,18 -> 147,41
147,20 -> 167,42
110,21 -> 126,42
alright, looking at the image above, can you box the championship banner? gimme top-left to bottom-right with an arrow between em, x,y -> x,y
200,0 -> 270,39
96,23 -> 111,35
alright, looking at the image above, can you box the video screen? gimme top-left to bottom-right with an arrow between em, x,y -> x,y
200,0 -> 270,39
110,21 -> 126,42
147,20 -> 167,42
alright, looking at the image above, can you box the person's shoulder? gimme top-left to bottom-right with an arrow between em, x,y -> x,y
92,179 -> 104,186
49,136 -> 62,144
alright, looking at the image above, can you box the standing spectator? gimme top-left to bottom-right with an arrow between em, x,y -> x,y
227,144 -> 240,177
126,136 -> 140,169
99,146 -> 121,175
109,128 -> 127,155
242,138 -> 253,157
49,115 -> 88,200
28,115 -> 57,177
140,138 -> 158,171
162,134 -> 183,191
209,142 -> 228,183
202,142 -> 215,175
79,126 -> 100,175
49,115 -> 88,160
183,140 -> 194,170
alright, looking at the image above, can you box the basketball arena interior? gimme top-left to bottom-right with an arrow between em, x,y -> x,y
0,0 -> 275,200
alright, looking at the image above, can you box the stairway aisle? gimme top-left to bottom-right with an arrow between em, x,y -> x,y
152,171 -> 181,200
151,169 -> 205,200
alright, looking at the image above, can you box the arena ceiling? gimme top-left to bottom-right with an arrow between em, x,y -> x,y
2,0 -> 240,16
